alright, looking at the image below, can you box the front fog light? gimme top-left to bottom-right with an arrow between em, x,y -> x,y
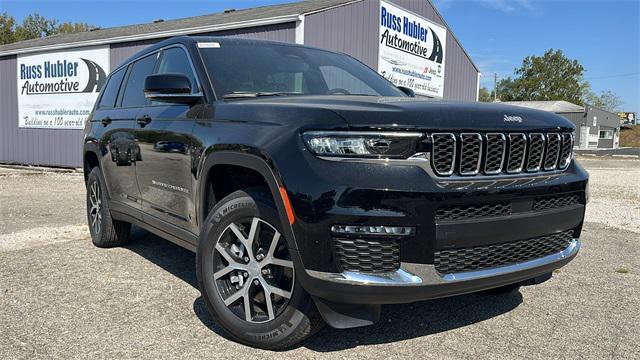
331,225 -> 414,236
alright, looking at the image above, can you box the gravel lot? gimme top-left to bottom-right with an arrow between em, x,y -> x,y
0,158 -> 638,359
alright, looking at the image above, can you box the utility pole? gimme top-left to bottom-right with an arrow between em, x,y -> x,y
493,73 -> 498,102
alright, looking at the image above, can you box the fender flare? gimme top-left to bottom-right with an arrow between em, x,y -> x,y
82,139 -> 102,182
196,150 -> 299,251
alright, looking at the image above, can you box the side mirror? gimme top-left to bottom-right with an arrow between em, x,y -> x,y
397,86 -> 416,97
144,73 -> 201,104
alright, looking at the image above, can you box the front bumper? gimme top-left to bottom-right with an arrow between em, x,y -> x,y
277,146 -> 588,304
296,239 -> 579,304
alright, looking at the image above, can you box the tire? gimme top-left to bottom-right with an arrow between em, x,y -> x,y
196,188 -> 323,350
86,167 -> 131,248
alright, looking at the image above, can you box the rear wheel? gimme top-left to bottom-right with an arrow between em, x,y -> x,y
86,167 -> 131,247
197,188 -> 323,349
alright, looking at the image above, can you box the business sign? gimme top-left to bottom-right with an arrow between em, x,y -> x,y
618,112 -> 636,125
17,46 -> 109,129
378,0 -> 447,98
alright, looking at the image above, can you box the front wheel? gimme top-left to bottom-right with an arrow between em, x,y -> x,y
196,188 -> 323,349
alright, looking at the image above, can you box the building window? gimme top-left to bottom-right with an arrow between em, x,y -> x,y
599,130 -> 614,139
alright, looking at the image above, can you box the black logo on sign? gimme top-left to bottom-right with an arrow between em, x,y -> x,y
20,57 -> 107,95
80,58 -> 107,93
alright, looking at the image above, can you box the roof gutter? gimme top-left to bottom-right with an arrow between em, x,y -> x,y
0,14 -> 300,57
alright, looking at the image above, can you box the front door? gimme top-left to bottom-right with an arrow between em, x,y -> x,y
134,46 -> 203,232
134,105 -> 199,230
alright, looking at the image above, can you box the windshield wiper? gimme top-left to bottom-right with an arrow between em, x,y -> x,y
223,91 -> 303,99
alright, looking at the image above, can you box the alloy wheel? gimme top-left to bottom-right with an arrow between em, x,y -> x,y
213,217 -> 294,323
89,180 -> 102,234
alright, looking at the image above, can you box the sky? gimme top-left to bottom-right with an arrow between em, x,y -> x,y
2,0 -> 639,110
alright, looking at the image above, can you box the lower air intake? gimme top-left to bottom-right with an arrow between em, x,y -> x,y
333,238 -> 400,274
434,230 -> 574,274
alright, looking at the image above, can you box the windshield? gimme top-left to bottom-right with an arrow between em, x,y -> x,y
198,41 -> 406,99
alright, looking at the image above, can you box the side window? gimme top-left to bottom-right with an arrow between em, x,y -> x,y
98,67 -> 125,108
157,47 -> 198,92
121,53 -> 157,107
319,65 -> 377,95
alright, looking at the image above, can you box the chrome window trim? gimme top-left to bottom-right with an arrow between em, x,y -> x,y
506,133 -> 527,174
115,43 -> 206,107
544,133 -> 562,171
526,133 -> 545,172
431,133 -> 457,176
483,133 -> 506,175
459,133 -> 483,176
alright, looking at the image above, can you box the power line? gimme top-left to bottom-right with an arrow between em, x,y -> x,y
584,72 -> 640,80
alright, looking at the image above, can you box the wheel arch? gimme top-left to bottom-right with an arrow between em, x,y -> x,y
197,150 -> 299,251
83,140 -> 101,183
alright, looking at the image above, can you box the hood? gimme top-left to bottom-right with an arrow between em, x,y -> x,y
230,96 -> 575,132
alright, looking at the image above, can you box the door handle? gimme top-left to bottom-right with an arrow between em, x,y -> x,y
136,115 -> 152,127
101,117 -> 112,126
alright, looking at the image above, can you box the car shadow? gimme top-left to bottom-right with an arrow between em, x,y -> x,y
124,227 -> 524,351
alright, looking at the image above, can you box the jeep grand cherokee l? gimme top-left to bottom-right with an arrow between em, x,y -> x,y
83,36 -> 587,349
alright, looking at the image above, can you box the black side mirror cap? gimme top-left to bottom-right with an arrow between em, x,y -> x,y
397,86 -> 416,97
144,73 -> 201,104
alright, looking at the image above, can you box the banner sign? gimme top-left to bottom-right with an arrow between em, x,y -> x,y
17,46 -> 109,129
618,112 -> 636,125
378,0 -> 447,98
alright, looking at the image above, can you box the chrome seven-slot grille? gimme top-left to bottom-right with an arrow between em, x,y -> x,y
434,230 -> 574,274
431,132 -> 574,177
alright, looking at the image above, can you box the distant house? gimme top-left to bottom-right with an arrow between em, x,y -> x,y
503,101 -> 620,149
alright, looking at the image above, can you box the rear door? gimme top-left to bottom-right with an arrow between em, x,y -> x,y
134,45 -> 203,233
95,66 -> 142,212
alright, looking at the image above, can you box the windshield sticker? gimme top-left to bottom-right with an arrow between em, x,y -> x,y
197,42 -> 220,48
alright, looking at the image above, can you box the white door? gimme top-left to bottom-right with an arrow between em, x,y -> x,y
579,126 -> 589,149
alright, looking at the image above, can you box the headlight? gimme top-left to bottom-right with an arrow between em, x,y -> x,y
302,131 -> 423,159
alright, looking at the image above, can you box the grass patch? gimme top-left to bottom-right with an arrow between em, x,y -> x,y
553,269 -> 561,274
615,267 -> 629,274
620,126 -> 640,147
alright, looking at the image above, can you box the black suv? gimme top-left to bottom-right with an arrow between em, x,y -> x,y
83,36 -> 587,349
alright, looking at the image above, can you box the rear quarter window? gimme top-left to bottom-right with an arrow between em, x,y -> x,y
98,67 -> 126,109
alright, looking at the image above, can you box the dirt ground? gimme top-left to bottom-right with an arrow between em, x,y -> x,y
0,158 -> 638,359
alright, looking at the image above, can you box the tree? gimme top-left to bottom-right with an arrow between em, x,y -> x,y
0,12 -> 16,45
497,49 -> 588,105
0,12 -> 93,45
53,21 -> 94,35
478,86 -> 494,102
585,90 -> 622,112
13,13 -> 56,41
